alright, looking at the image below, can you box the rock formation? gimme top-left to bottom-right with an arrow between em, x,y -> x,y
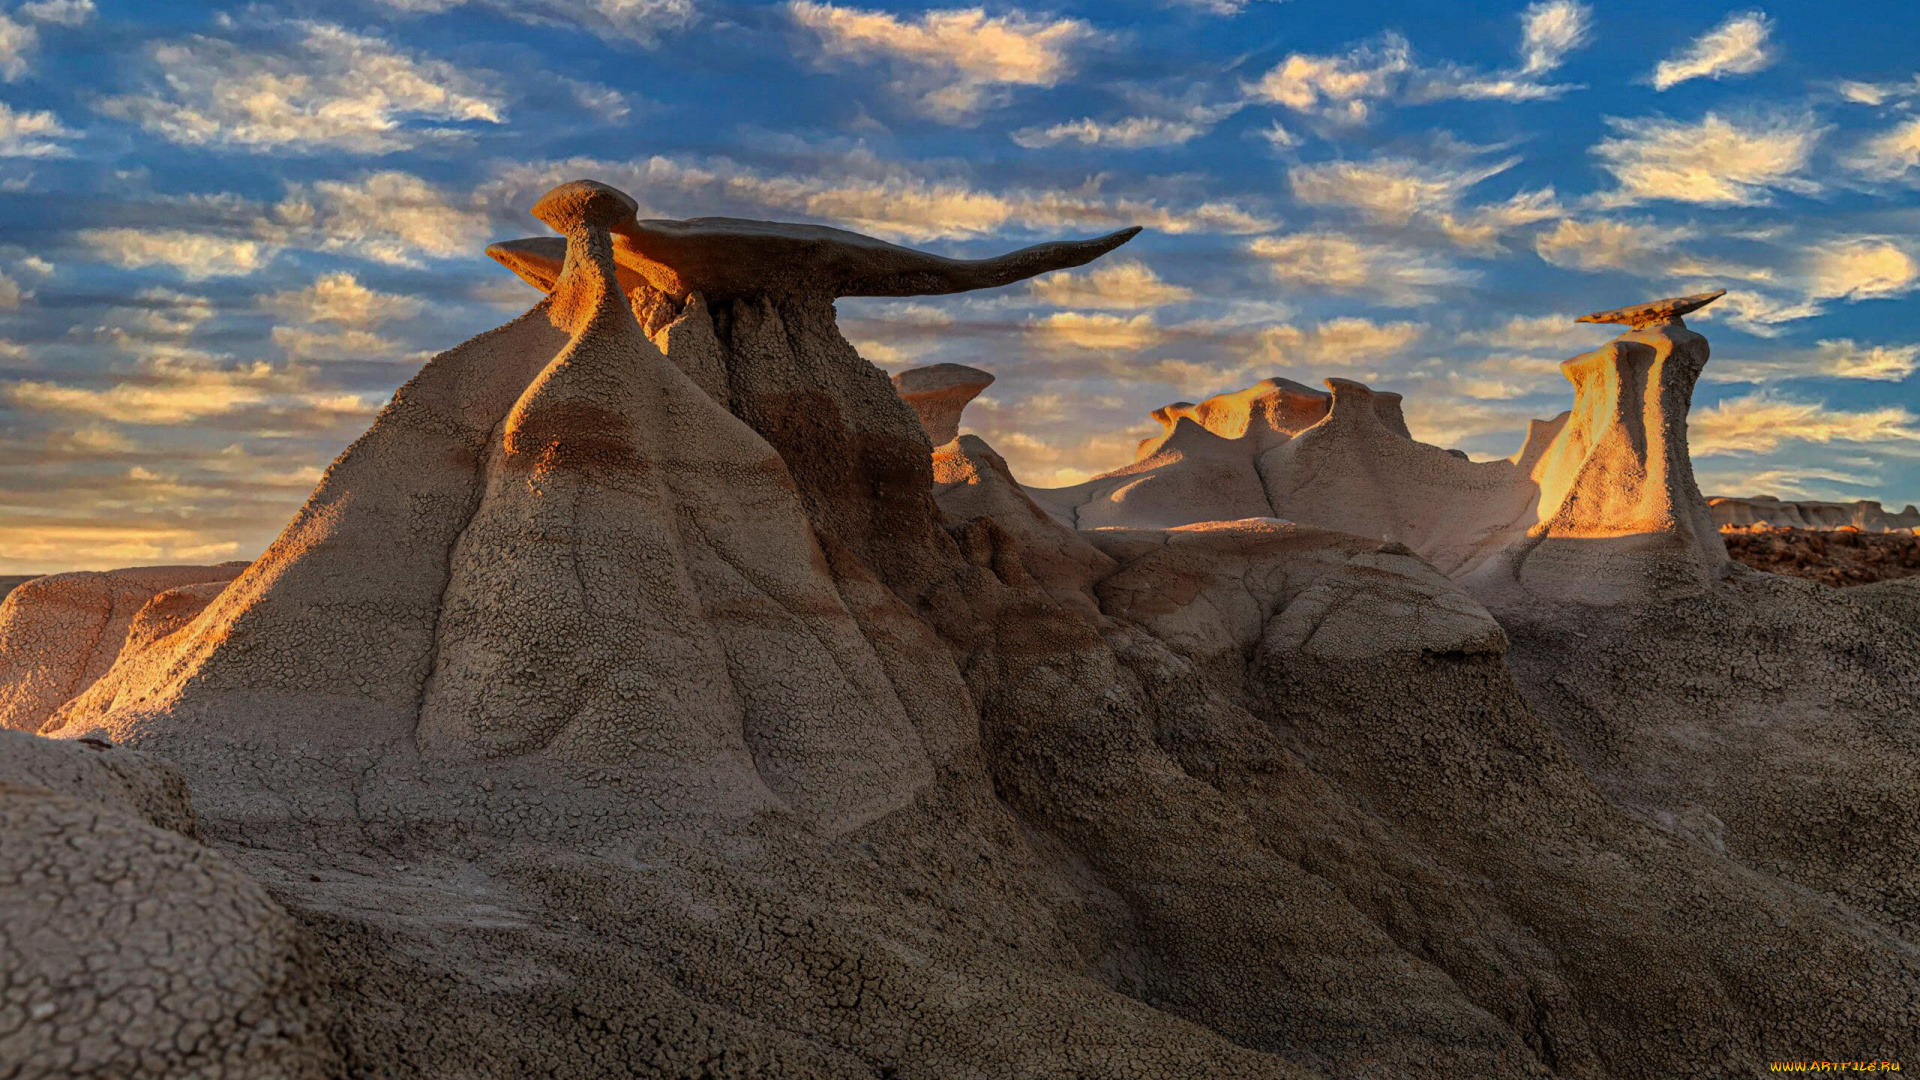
1709,494 -> 1920,532
1025,293 -> 1736,606
892,362 -> 994,445
0,729 -> 334,1078
10,190 -> 1920,1077
0,563 -> 246,733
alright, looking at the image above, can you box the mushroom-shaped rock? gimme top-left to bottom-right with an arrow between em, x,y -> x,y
488,210 -> 1140,301
892,363 -> 994,445
1576,289 -> 1725,330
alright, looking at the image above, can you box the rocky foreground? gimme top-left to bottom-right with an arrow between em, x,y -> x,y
2,181 -> 1916,1078
1723,525 -> 1920,587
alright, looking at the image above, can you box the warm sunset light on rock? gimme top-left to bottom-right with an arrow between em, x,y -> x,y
2,4 -> 1918,1077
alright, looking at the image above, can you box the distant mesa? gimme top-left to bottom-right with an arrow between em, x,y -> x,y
1575,289 -> 1726,330
1710,495 -> 1920,533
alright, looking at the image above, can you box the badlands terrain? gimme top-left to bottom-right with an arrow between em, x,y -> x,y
3,180 -> 1917,1077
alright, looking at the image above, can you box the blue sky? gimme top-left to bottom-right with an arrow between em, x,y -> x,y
1,0 -> 1917,573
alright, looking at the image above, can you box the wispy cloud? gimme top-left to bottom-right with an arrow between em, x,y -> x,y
1030,311 -> 1167,351
1028,261 -> 1193,309
1532,216 -> 1685,272
78,227 -> 278,279
1519,0 -> 1592,76
1847,117 -> 1920,183
1013,113 -> 1216,150
278,171 -> 491,267
788,2 -> 1099,122
0,101 -> 73,157
483,152 -> 1277,242
1247,230 -> 1475,304
1652,11 -> 1774,91
375,0 -> 695,46
1592,111 -> 1823,206
1707,338 -> 1920,384
96,18 -> 505,153
1692,390 -> 1920,455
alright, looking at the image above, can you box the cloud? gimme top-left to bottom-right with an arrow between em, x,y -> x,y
1028,260 -> 1193,310
1520,1 -> 1592,76
1030,311 -> 1166,351
1806,236 -> 1919,301
1250,6 -> 1593,128
1847,117 -> 1920,183
1164,0 -> 1284,13
18,0 -> 93,26
1533,216 -> 1682,272
376,0 -> 695,46
1258,317 -> 1425,366
0,100 -> 75,157
78,228 -> 278,279
279,171 -> 491,266
1652,11 -> 1774,91
1707,339 -> 1920,384
483,153 -> 1276,243
96,19 -> 505,153
1692,390 -> 1920,455
1707,290 -> 1823,337
788,2 -> 1098,122
113,287 -> 213,338
1012,115 -> 1210,149
7,356 -> 373,426
259,271 -> 424,328
1288,155 -> 1514,225
0,269 -> 22,308
1593,111 -> 1823,206
0,12 -> 34,81
1247,230 -> 1474,304
1251,33 -> 1411,125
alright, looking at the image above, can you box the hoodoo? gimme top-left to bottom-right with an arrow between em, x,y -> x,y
10,185 -> 1920,1078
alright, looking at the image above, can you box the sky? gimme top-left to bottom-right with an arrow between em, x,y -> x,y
1,0 -> 1918,574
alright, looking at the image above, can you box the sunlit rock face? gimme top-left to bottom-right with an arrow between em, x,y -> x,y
0,563 -> 245,732
1019,300 -> 1736,607
13,186 -> 1920,1077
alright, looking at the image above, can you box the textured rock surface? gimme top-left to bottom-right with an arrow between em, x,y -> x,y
11,191 -> 1920,1076
1722,525 -> 1920,585
0,563 -> 246,733
0,730 -> 334,1078
892,363 -> 994,445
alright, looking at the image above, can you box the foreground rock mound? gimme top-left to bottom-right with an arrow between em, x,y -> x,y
0,730 -> 333,1078
13,190 -> 1919,1076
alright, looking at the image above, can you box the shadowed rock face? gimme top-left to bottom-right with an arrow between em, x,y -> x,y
0,730 -> 335,1079
14,190 -> 1920,1077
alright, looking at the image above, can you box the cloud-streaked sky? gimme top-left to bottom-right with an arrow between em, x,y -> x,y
1,0 -> 1917,573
